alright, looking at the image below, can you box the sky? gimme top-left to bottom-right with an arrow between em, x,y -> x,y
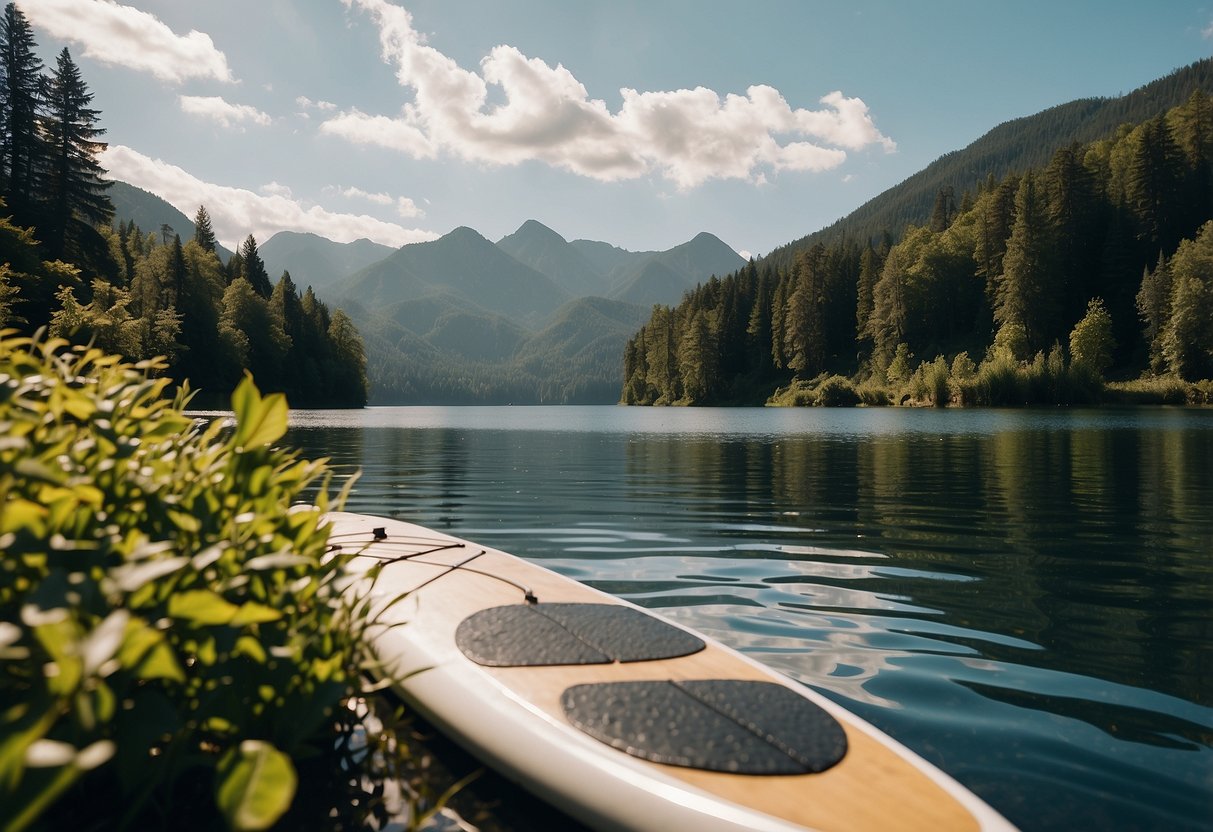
18,0 -> 1213,259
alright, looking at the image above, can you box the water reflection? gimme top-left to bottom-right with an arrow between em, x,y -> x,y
284,406 -> 1213,832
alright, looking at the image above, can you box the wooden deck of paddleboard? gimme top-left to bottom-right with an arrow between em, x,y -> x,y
326,511 -> 1015,832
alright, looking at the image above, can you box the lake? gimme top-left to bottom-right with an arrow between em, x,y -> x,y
284,405 -> 1213,831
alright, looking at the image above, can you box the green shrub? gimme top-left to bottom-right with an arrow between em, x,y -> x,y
854,379 -> 892,406
911,356 -> 951,407
814,375 -> 860,407
948,352 -> 978,405
0,332 -> 400,830
975,353 -> 1025,405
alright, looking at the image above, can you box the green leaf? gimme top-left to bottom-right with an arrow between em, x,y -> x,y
230,374 -> 288,450
215,740 -> 297,831
167,590 -> 239,626
229,603 -> 282,626
166,509 -> 201,533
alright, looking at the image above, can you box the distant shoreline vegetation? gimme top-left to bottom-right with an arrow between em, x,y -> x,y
0,4 -> 367,409
621,89 -> 1213,408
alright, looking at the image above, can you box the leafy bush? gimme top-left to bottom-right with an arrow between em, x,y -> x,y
814,375 -> 860,407
974,353 -> 1025,405
0,332 -> 398,830
907,356 -> 950,406
854,379 -> 891,406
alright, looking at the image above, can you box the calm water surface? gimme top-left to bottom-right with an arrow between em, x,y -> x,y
284,406 -> 1213,831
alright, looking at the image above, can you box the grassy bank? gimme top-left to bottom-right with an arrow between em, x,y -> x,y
769,351 -> 1213,408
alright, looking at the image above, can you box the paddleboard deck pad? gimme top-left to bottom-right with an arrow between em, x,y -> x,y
325,511 -> 1016,832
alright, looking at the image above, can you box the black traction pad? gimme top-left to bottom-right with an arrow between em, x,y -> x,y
455,603 -> 705,666
561,680 -> 848,775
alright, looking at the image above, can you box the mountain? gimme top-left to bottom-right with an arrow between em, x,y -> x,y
766,57 -> 1213,269
569,238 -> 651,277
608,232 -> 746,305
259,231 -> 393,291
107,181 -> 235,261
336,226 -> 570,323
496,220 -> 608,296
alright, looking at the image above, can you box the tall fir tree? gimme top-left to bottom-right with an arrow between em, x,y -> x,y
0,2 -> 44,216
193,205 -> 217,253
239,234 -> 272,297
995,172 -> 1058,353
42,47 -> 112,259
1136,253 -> 1172,374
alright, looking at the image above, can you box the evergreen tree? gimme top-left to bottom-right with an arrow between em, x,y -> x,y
855,244 -> 880,343
1161,221 -> 1213,380
1136,253 -> 1173,374
745,267 -> 773,376
678,308 -> 717,402
644,305 -> 677,403
866,238 -> 913,372
193,205 -> 217,253
0,3 -> 44,216
1166,91 -> 1213,231
238,235 -> 272,297
783,245 -> 827,376
1126,116 -> 1187,254
974,175 -> 1019,304
929,186 -> 957,232
174,239 -> 226,391
995,172 -> 1058,352
1045,143 -> 1102,324
328,308 -> 368,406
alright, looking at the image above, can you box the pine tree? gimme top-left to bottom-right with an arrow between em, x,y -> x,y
1161,221 -> 1213,380
783,245 -> 827,376
41,48 -> 112,259
929,186 -> 957,232
1136,253 -> 1172,374
1126,116 -> 1186,254
866,238 -> 912,372
995,172 -> 1058,353
974,175 -> 1019,304
855,244 -> 880,342
1045,143 -> 1102,324
328,308 -> 368,406
193,205 -> 217,253
678,308 -> 717,402
0,2 -> 45,215
239,235 -> 272,297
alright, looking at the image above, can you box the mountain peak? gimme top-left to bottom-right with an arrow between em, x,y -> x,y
501,219 -> 567,245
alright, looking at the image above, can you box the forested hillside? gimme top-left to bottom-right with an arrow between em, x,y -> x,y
622,90 -> 1213,406
108,181 -> 236,262
765,59 -> 1213,271
0,4 -> 367,407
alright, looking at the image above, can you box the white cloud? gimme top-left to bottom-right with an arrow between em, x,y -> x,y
296,96 -> 337,112
324,185 -> 425,219
325,0 -> 894,189
17,0 -> 233,84
396,197 -> 423,218
1204,18 -> 1213,39
101,145 -> 438,249
260,182 -> 293,199
179,95 -> 272,129
325,185 -> 393,205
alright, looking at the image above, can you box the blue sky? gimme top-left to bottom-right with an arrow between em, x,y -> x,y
19,0 -> 1213,258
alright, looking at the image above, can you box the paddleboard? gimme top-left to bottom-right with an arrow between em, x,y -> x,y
325,511 -> 1016,832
